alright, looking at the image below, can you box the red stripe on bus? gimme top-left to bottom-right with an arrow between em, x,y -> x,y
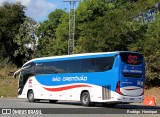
43,84 -> 91,92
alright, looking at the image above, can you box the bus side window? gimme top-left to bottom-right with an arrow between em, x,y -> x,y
34,63 -> 43,74
95,57 -> 114,72
44,62 -> 56,74
67,59 -> 81,73
55,61 -> 67,73
81,59 -> 95,72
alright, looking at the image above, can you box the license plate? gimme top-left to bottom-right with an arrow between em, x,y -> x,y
130,98 -> 134,100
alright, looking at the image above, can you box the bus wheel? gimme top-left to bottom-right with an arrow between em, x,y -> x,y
81,92 -> 92,106
27,90 -> 35,102
49,100 -> 58,103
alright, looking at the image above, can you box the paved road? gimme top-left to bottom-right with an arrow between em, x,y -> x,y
0,98 -> 159,117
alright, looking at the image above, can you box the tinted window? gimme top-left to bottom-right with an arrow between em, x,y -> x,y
55,61 -> 67,73
25,56 -> 115,75
81,59 -> 95,72
21,62 -> 35,75
120,53 -> 143,65
21,62 -> 35,85
122,73 -> 142,78
95,57 -> 114,72
34,63 -> 45,74
44,62 -> 56,74
30,62 -> 57,74
67,59 -> 81,73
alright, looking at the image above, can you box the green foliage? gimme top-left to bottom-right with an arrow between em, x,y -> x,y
14,17 -> 38,65
75,0 -> 154,53
0,2 -> 26,66
34,9 -> 67,57
129,13 -> 160,88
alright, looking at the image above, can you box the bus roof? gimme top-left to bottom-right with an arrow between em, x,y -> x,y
22,51 -> 140,67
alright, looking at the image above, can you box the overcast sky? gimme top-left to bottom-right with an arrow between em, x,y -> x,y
0,0 -> 74,22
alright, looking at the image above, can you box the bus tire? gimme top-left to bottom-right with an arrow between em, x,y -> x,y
27,90 -> 35,102
80,92 -> 92,106
49,100 -> 58,103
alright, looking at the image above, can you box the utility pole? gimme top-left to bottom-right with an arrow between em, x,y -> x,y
63,0 -> 80,55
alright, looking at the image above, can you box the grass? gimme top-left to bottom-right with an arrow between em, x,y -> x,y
0,66 -> 18,97
0,78 -> 18,97
0,66 -> 160,104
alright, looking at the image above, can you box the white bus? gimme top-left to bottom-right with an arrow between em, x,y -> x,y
13,52 -> 145,106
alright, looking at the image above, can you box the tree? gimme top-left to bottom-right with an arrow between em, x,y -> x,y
0,2 -> 26,66
14,17 -> 38,66
35,9 -> 67,57
75,0 -> 154,53
129,12 -> 160,88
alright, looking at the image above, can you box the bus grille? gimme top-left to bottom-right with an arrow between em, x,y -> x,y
102,85 -> 111,100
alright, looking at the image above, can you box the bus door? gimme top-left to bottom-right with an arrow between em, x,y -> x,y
17,63 -> 34,96
118,52 -> 145,96
13,68 -> 27,96
18,73 -> 25,95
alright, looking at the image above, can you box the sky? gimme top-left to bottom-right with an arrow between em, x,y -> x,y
0,0 -> 79,22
